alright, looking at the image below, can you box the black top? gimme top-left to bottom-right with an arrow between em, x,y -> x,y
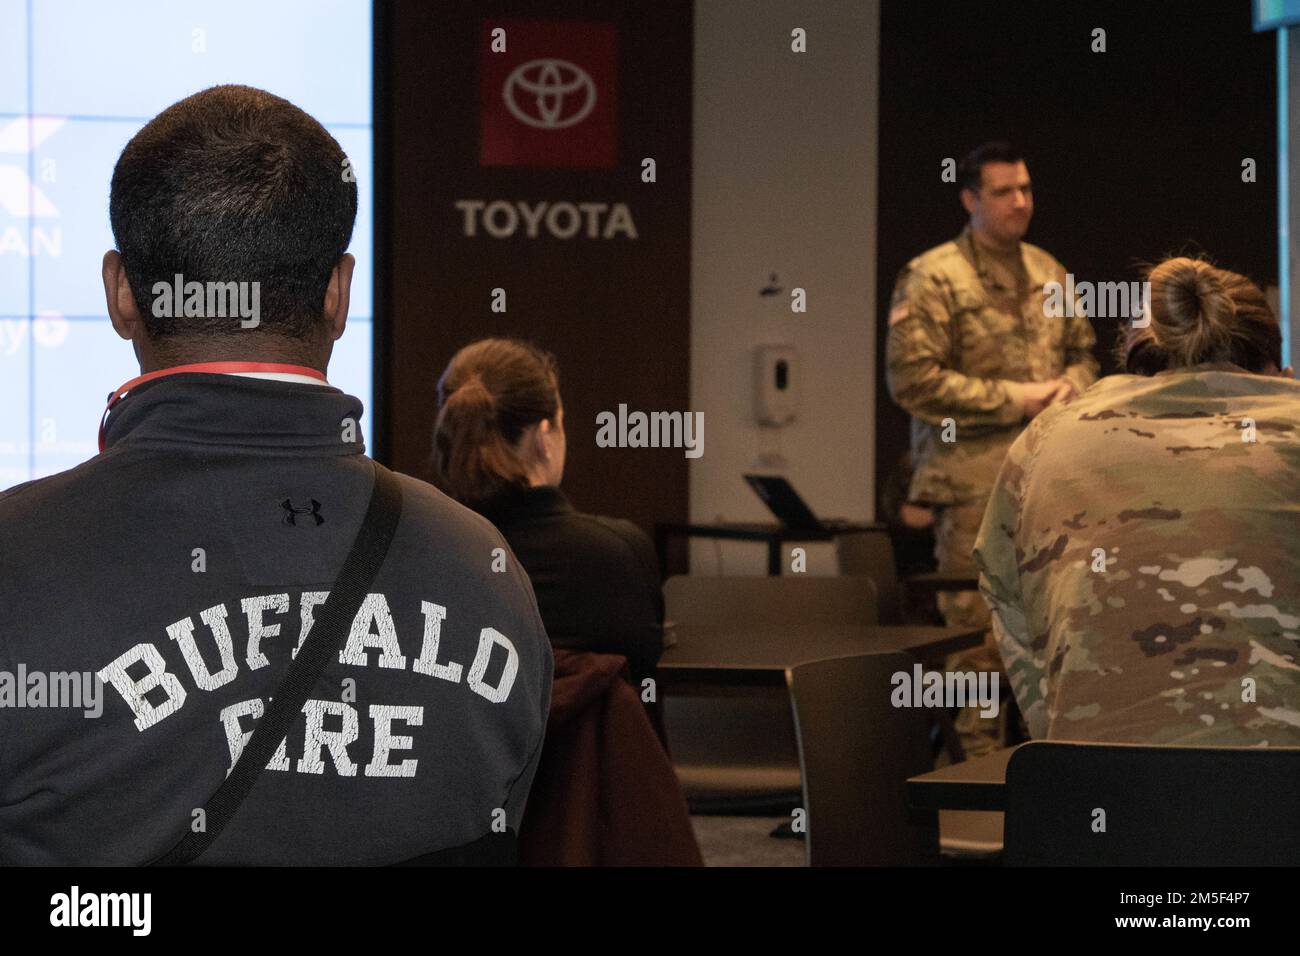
0,374 -> 552,865
476,485 -> 664,685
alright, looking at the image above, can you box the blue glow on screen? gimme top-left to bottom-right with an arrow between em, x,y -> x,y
0,0 -> 373,489
1257,0 -> 1300,31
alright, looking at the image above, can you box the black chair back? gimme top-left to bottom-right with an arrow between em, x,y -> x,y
787,652 -> 939,865
1005,741 -> 1300,865
834,530 -> 906,624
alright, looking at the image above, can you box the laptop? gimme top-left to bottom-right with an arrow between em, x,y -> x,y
743,474 -> 855,534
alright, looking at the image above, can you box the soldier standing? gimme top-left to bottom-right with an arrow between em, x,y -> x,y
885,142 -> 1098,758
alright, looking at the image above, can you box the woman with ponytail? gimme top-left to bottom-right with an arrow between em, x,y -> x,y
974,256 -> 1300,746
1122,257 -> 1287,376
433,339 -> 664,688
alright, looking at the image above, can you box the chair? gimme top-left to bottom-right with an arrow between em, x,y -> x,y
786,652 -> 940,865
661,575 -> 879,810
838,532 -> 1004,859
834,530 -> 906,624
1004,740 -> 1300,865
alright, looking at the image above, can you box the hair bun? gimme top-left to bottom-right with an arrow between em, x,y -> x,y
1147,257 -> 1235,365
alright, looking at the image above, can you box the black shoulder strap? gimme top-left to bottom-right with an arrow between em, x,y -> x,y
150,460 -> 404,866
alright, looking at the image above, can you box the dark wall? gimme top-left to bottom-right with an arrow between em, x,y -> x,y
875,0 -> 1277,500
378,0 -> 692,537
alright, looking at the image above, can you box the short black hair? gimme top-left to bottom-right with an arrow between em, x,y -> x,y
109,84 -> 357,338
957,141 -> 1025,193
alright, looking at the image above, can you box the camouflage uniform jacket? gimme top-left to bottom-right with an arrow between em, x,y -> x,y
886,226 -> 1098,505
974,366 -> 1300,745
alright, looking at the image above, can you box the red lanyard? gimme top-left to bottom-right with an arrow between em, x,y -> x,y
98,361 -> 329,452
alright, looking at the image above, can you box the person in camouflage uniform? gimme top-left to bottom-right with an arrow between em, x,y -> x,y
886,142 -> 1098,757
975,257 -> 1300,744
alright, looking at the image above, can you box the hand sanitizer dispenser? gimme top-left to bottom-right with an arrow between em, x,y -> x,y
755,345 -> 799,425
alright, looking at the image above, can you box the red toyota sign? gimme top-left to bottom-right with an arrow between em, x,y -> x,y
479,18 -> 618,168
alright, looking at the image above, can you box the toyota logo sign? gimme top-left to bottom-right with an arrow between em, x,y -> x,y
479,20 -> 616,168
503,58 -> 597,130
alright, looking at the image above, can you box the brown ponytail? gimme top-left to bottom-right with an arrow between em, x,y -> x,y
1128,257 -> 1281,374
433,338 -> 560,508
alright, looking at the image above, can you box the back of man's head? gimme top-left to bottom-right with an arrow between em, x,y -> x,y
109,84 -> 357,340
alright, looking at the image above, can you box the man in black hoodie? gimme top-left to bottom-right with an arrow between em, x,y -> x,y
0,85 -> 552,865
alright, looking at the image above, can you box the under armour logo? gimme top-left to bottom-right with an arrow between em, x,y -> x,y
281,499 -> 324,526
